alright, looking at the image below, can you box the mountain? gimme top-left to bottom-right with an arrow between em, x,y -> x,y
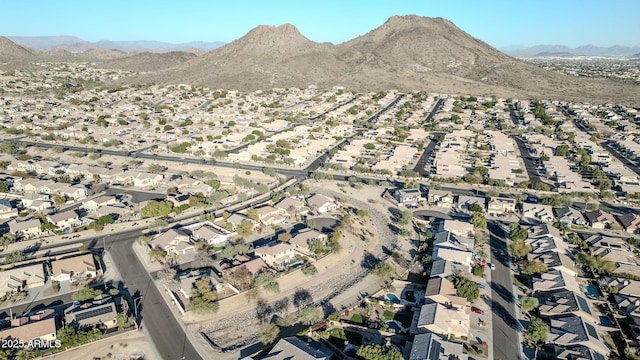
632,52 -> 640,59
504,44 -> 640,57
534,52 -> 573,57
100,51 -> 198,72
143,15 -> 639,105
8,36 -> 225,52
0,36 -> 35,60
155,23 -> 347,89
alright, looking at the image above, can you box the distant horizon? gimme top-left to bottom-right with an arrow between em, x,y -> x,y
2,0 -> 640,48
5,34 -> 640,51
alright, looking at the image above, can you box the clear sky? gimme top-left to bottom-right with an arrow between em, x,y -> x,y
2,0 -> 639,48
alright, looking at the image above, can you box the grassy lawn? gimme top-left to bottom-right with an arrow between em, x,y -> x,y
382,310 -> 395,322
327,328 -> 363,348
350,314 -> 368,324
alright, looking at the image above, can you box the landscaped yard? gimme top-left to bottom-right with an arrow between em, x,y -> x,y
327,328 -> 363,349
382,310 -> 395,322
350,314 -> 368,324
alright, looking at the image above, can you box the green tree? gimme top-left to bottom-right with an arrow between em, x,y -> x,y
521,296 -> 539,313
259,322 -> 279,344
468,203 -> 484,213
256,272 -> 280,293
356,344 -> 403,360
140,200 -> 173,218
509,239 -> 532,259
451,274 -> 480,301
522,260 -> 548,275
471,212 -> 487,229
299,306 -> 324,325
398,210 -> 413,225
525,317 -> 550,349
147,163 -> 166,173
5,250 -> 23,264
371,261 -> 396,280
247,208 -> 259,222
236,220 -> 254,238
72,287 -> 101,302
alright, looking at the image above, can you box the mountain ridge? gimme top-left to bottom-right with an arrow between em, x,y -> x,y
504,44 -> 640,57
7,36 -> 225,53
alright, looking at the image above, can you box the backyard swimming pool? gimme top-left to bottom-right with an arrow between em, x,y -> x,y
386,321 -> 401,332
584,284 -> 601,299
386,293 -> 401,304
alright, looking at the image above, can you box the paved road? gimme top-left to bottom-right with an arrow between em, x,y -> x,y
508,103 -> 522,126
109,233 -> 203,360
513,136 -> 542,185
487,222 -> 520,360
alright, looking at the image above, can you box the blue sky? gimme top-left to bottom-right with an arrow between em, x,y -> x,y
2,0 -> 639,48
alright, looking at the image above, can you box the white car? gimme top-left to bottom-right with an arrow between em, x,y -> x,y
282,221 -> 289,226
489,263 -> 496,271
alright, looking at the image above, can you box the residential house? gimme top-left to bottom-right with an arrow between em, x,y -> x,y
438,219 -> 474,237
555,206 -> 588,226
528,252 -> 578,277
429,259 -> 468,279
416,302 -> 469,338
290,228 -> 328,256
64,294 -> 117,329
394,188 -> 421,207
409,333 -> 468,360
583,210 -> 617,229
8,218 -> 42,239
133,172 -> 164,188
47,209 -> 81,230
522,203 -> 555,223
457,195 -> 486,212
177,268 -> 227,298
226,213 -> 258,231
183,221 -> 232,246
168,193 -> 191,208
254,205 -> 286,225
432,247 -> 472,272
537,289 -> 597,323
487,197 -> 516,215
82,195 -> 117,212
553,344 -> 609,360
0,263 -> 46,296
428,190 -> 454,209
0,200 -> 17,220
616,213 -> 640,233
51,253 -> 98,283
255,243 -> 296,269
533,268 -> 581,294
591,246 -> 639,276
586,234 -> 629,250
149,229 -> 196,256
0,309 -> 57,342
306,194 -> 339,214
220,255 -> 270,278
263,336 -> 332,360
432,231 -> 474,251
274,197 -> 308,216
547,315 -> 610,357
424,277 -> 468,310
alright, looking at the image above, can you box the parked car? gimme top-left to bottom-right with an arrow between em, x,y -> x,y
472,307 -> 485,315
476,282 -> 486,289
489,263 -> 496,270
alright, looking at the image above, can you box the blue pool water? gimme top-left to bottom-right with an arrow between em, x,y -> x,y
599,316 -> 613,327
584,285 -> 600,298
386,293 -> 401,304
386,321 -> 401,332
